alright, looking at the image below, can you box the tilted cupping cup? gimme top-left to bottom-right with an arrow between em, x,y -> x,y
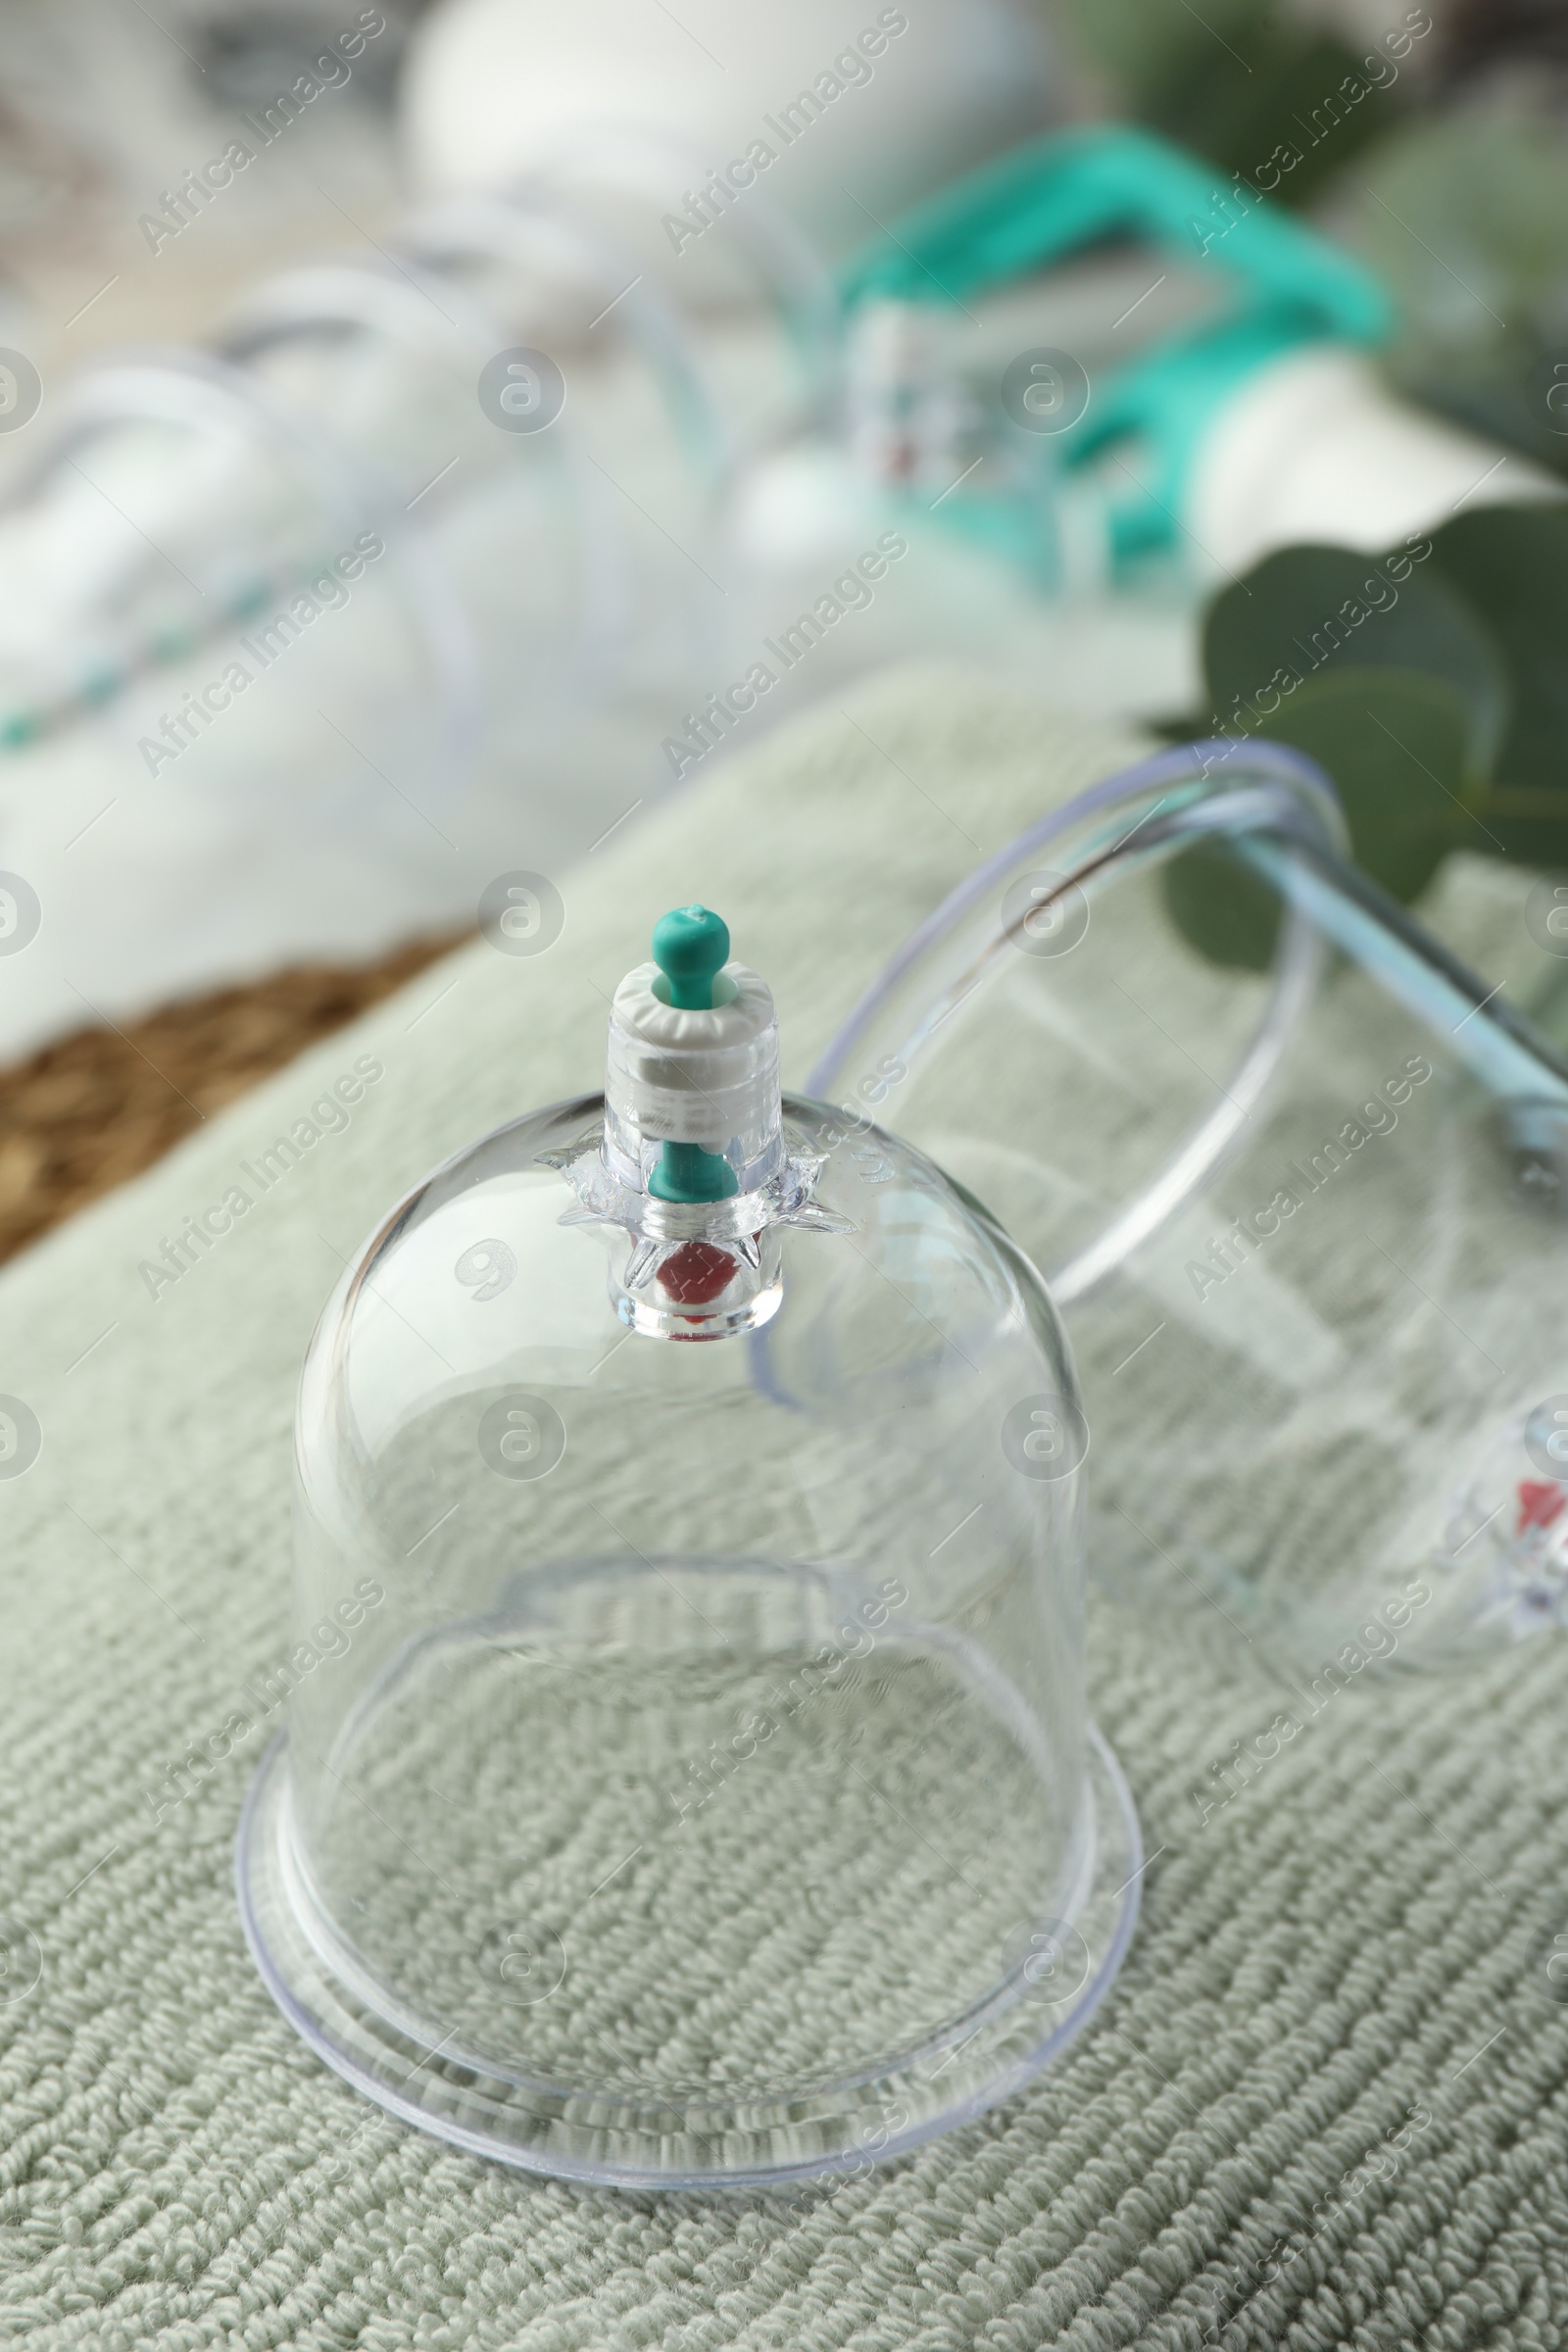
812,741 -> 1568,1676
0,133 -> 834,837
238,906 -> 1141,2187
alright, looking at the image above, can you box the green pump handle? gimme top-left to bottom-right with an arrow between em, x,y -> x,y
836,124 -> 1392,569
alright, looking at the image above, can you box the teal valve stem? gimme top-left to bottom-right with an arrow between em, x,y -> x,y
652,905 -> 729,1010
649,1139 -> 738,1202
647,906 -> 741,1202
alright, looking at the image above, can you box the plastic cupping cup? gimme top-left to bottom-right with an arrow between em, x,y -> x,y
237,904 -> 1142,2187
812,740 -> 1568,1673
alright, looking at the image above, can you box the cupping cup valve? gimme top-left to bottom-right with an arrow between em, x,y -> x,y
238,903 -> 1141,2185
813,741 -> 1568,1672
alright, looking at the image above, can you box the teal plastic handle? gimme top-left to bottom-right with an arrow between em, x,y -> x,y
837,125 -> 1392,568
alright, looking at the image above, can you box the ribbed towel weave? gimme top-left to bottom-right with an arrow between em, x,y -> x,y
0,668 -> 1564,2350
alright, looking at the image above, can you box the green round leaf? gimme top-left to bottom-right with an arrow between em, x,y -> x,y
1162,837 -> 1283,970
1356,116 -> 1568,379
1054,0 -> 1388,209
1463,786 -> 1568,868
1253,669 -> 1483,901
1164,669 -> 1483,966
1428,504 -> 1568,805
1202,541 -> 1509,783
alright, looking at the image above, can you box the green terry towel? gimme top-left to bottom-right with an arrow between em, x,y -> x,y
0,667 -> 1563,2350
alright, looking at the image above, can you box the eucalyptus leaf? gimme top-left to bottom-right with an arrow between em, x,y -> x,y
1355,115 -> 1568,379
1427,504 -> 1568,803
1202,541 -> 1509,782
1147,28 -> 1394,209
1053,0 -> 1386,207
1465,788 -> 1568,869
1053,0 -> 1268,114
1351,116 -> 1568,480
1164,668 -> 1482,968
1255,669 -> 1482,901
1162,838 -> 1284,970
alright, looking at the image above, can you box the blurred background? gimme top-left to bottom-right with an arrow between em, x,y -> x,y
1,0 -> 1565,1259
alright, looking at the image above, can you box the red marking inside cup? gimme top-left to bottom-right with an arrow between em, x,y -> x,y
659,1240 -> 737,1306
1517,1479 -> 1568,1536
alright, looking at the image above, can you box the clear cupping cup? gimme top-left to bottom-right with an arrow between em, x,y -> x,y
239,935 -> 1141,2186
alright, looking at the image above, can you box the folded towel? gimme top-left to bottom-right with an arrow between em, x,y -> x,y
0,665 -> 1561,2350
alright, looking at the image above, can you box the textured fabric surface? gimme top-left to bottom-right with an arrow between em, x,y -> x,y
0,667 -> 1565,2350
